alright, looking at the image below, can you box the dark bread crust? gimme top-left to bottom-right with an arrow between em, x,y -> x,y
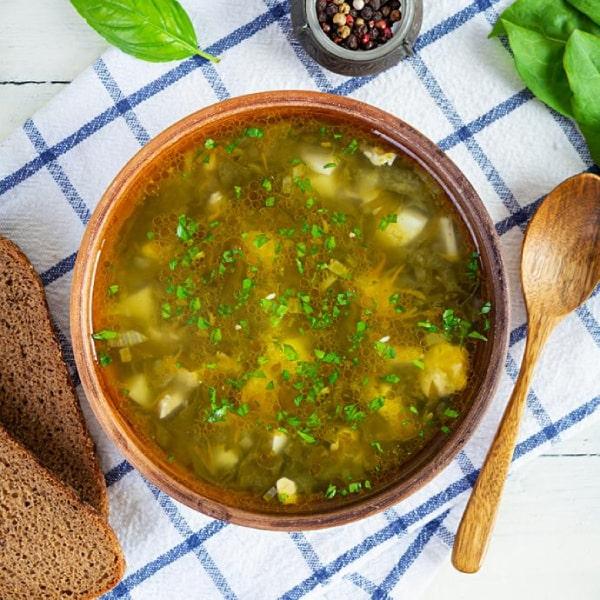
0,236 -> 108,516
0,425 -> 124,599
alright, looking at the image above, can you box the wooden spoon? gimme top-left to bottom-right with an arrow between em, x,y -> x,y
452,172 -> 600,573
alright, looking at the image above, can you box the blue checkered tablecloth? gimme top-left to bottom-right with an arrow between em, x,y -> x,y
1,1 -> 599,598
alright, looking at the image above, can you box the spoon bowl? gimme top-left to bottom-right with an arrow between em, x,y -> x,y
522,173 -> 600,317
452,172 -> 600,573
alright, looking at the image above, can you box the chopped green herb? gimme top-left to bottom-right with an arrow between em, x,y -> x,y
176,214 -> 198,242
375,341 -> 396,360
265,196 -> 276,207
146,231 -> 155,240
234,185 -> 242,199
417,320 -> 438,333
197,316 -> 210,329
245,127 -> 264,138
379,213 -> 398,231
444,408 -> 460,418
92,329 -> 118,341
368,396 -> 385,411
210,328 -> 222,344
297,430 -> 316,444
468,331 -> 488,341
323,162 -> 337,169
381,373 -> 401,384
466,252 -> 479,280
262,178 -> 272,192
98,352 -> 112,367
325,483 -> 337,499
293,176 -> 312,193
371,440 -> 384,453
107,284 -> 119,296
253,233 -> 269,248
344,139 -> 359,154
204,138 -> 216,149
411,359 -> 425,370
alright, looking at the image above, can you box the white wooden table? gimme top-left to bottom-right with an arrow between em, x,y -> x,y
1,2 -> 599,598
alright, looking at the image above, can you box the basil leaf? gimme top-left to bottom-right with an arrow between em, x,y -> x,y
490,0 -> 600,39
70,0 -> 218,63
502,20 -> 574,117
564,30 -> 600,163
566,0 -> 600,26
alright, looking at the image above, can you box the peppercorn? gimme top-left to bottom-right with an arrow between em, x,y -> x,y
390,9 -> 401,21
361,6 -> 373,19
339,25 -> 351,38
332,12 -> 346,26
326,3 -> 338,17
346,34 -> 359,49
317,0 -> 327,9
370,0 -> 381,10
340,2 -> 351,14
381,5 -> 390,17
346,14 -> 354,25
352,0 -> 365,8
321,22 -> 331,33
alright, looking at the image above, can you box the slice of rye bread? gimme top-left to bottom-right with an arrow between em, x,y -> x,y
0,236 -> 108,516
0,426 -> 124,599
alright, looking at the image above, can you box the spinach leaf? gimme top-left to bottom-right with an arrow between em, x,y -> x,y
502,20 -> 574,117
490,0 -> 600,39
566,0 -> 600,26
70,0 -> 218,63
564,30 -> 600,163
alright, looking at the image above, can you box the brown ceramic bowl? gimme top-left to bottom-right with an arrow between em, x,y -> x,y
71,91 -> 509,531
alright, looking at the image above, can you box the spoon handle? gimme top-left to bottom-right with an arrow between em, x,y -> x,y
451,315 -> 556,573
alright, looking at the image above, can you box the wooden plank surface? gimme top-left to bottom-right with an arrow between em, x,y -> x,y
1,1 -> 599,597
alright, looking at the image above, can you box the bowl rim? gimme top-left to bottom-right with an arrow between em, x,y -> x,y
71,90 -> 510,531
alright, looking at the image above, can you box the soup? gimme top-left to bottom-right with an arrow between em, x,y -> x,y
92,119 -> 490,509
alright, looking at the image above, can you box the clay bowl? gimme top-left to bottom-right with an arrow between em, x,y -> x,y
71,91 -> 509,531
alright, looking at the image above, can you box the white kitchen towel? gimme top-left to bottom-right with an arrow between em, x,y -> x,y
1,1 -> 599,598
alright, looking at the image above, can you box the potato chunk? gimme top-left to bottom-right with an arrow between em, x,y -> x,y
419,343 -> 468,399
376,208 -> 428,247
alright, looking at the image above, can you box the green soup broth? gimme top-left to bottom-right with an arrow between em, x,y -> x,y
92,118 -> 490,510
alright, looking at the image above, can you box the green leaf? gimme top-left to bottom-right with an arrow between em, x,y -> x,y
566,0 -> 600,26
70,0 -> 218,63
502,20 -> 574,117
490,0 -> 600,39
564,30 -> 600,164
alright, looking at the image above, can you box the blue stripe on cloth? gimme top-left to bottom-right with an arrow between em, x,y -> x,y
93,58 -> 151,146
436,524 -> 455,547
104,520 -> 228,599
145,482 -> 237,600
289,532 -> 325,575
201,62 -> 231,101
438,89 -> 533,151
344,572 -> 380,596
22,119 -> 92,224
105,460 -> 134,487
576,304 -> 600,345
371,512 -> 448,599
0,2 -> 288,199
40,252 -> 77,286
455,451 -> 478,486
